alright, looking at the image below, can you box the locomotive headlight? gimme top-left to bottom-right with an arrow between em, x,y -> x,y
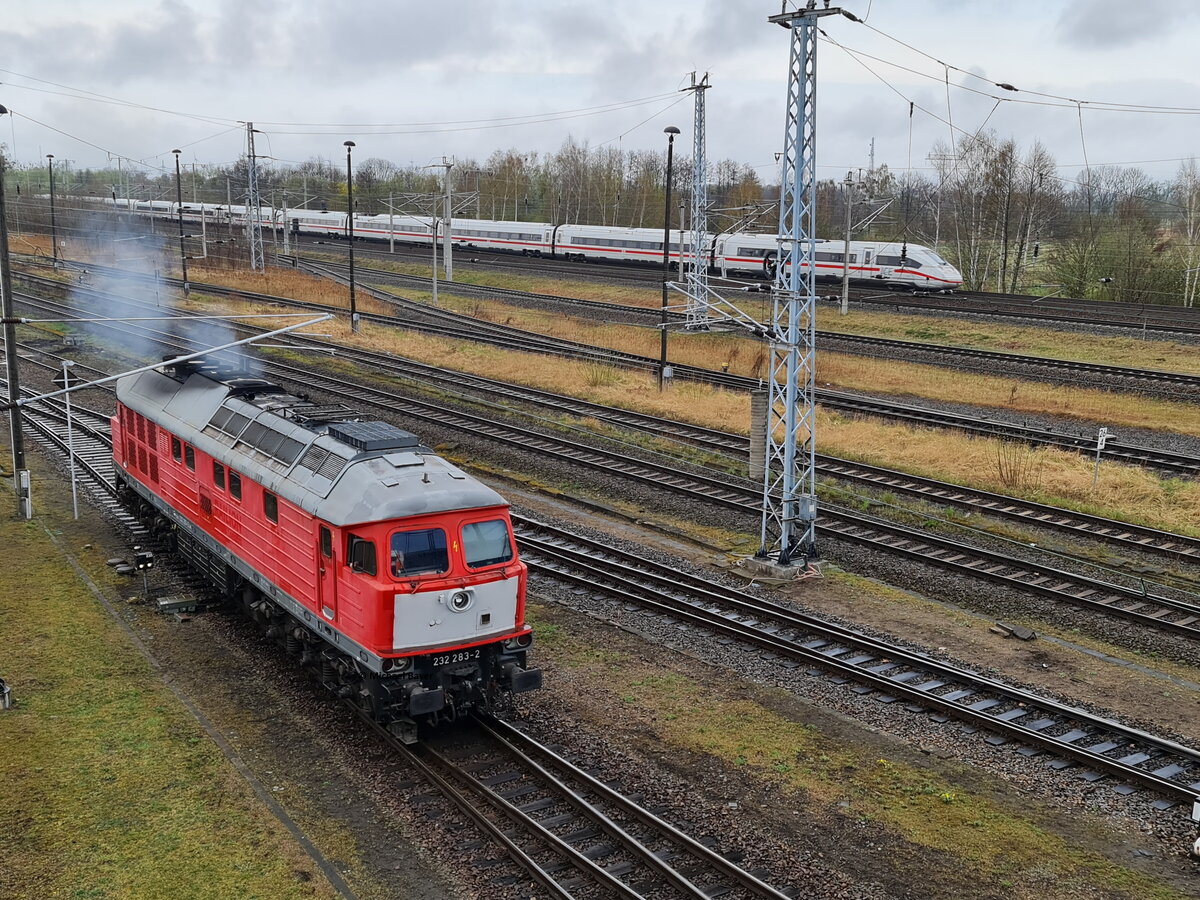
448,590 -> 473,613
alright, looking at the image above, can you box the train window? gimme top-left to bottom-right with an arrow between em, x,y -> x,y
213,461 -> 226,490
229,471 -> 242,500
171,437 -> 182,461
462,520 -> 513,569
263,491 -> 278,523
348,534 -> 377,576
389,528 -> 448,577
184,446 -> 196,470
320,526 -> 332,559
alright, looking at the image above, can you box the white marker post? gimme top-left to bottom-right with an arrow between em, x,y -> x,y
1093,426 -> 1109,487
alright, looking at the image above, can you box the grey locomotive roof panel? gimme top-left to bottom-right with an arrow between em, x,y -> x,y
116,369 -> 506,526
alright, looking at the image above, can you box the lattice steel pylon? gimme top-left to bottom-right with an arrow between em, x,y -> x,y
758,5 -> 842,565
245,122 -> 264,271
683,72 -> 711,330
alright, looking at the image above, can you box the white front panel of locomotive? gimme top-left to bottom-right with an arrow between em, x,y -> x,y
393,577 -> 519,650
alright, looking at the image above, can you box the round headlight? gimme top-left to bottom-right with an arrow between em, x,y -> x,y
449,590 -> 473,612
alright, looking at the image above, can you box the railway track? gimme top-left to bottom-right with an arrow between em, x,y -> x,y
515,517 -> 1200,811
11,289 -> 1200,645
18,358 -> 1200,841
10,388 -> 796,898
290,236 -> 1200,335
304,257 -> 1200,396
19,265 -> 1200,477
388,713 -> 791,898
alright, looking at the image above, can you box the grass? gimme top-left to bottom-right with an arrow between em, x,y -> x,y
177,284 -> 1200,536
820,308 -> 1200,375
531,604 -> 1189,899
0,511 -> 337,898
365,286 -> 1200,438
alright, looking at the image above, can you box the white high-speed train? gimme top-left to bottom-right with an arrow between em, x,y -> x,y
106,198 -> 963,290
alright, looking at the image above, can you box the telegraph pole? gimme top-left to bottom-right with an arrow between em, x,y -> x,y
46,154 -> 59,266
758,3 -> 845,566
0,105 -> 29,516
172,150 -> 190,299
244,123 -> 264,271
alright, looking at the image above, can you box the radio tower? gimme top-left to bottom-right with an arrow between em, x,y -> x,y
683,72 -> 711,330
245,122 -> 264,271
758,4 -> 843,566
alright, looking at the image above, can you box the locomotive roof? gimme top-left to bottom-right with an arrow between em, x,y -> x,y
116,366 -> 506,527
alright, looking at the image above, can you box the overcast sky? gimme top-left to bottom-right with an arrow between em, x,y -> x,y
3,0 -> 1199,184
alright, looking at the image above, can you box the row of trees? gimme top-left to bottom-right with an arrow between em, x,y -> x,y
5,132 -> 1200,304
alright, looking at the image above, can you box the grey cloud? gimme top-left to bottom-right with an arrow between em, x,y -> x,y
1055,0 -> 1196,48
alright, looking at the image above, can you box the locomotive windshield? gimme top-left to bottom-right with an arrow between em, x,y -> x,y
391,527 -> 449,577
462,519 -> 514,569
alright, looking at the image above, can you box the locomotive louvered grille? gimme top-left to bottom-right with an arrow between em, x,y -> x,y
149,455 -> 159,482
136,415 -> 145,442
125,437 -> 135,461
316,453 -> 349,480
299,446 -> 329,473
146,421 -> 157,448
138,446 -> 148,473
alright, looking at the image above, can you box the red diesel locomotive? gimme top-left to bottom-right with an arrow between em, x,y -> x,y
113,359 -> 541,741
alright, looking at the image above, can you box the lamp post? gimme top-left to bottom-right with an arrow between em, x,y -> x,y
344,140 -> 359,333
46,154 -> 59,266
172,150 -> 190,299
659,125 -> 680,390
0,104 -> 29,516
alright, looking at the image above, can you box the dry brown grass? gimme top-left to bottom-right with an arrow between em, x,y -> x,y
332,253 -> 666,307
821,307 -> 1200,375
369,291 -> 1200,438
190,287 -> 1200,536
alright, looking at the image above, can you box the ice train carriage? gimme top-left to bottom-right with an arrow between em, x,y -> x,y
112,359 -> 541,741
102,198 -> 963,288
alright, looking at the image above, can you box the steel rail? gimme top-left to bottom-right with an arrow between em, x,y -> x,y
514,518 -> 1200,807
10,330 -> 1200,815
16,267 -> 1200,476
11,290 -> 1200,640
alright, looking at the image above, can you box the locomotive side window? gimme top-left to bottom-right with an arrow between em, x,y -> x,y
347,534 -> 377,576
184,445 -> 196,470
229,471 -> 242,500
263,491 -> 279,523
462,519 -> 514,569
320,526 -> 332,559
171,437 -> 182,461
390,528 -> 448,577
213,461 -> 226,490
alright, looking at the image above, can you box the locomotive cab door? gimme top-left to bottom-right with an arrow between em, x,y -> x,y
317,524 -> 337,620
